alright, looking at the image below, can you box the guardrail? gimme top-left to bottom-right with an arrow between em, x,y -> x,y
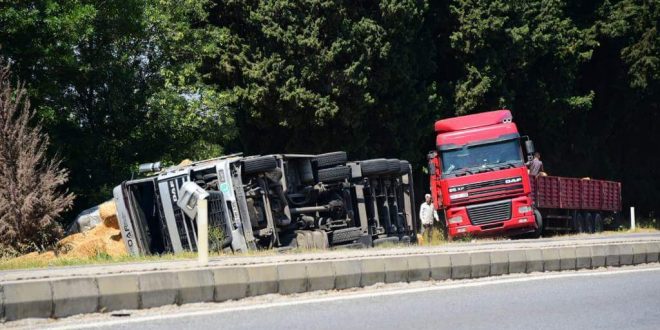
2,241 -> 659,322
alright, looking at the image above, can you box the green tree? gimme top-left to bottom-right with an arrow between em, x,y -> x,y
149,0 -> 438,163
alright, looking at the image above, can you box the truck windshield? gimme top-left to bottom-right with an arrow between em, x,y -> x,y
441,139 -> 523,177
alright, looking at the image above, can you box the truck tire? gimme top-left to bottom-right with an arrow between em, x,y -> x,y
530,209 -> 543,238
594,213 -> 604,233
360,159 -> 390,176
330,227 -> 363,245
317,166 -> 351,182
313,151 -> 347,169
399,160 -> 411,175
242,156 -> 278,174
373,236 -> 399,247
386,159 -> 401,175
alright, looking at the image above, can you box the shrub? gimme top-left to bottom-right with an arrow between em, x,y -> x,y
0,63 -> 75,255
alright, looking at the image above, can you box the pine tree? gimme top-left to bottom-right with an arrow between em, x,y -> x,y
0,63 -> 75,255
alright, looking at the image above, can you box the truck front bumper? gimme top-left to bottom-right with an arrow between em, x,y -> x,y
446,196 -> 536,239
448,215 -> 536,239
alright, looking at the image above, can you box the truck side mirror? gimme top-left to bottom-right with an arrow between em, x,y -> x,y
177,181 -> 210,219
525,140 -> 535,155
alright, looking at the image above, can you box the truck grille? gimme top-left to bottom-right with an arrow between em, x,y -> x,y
208,191 -> 230,249
461,178 -> 510,190
467,199 -> 511,225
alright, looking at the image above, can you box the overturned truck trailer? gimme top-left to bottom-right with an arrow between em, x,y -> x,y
113,152 -> 418,256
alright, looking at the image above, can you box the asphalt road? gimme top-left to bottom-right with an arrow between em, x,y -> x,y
59,266 -> 660,330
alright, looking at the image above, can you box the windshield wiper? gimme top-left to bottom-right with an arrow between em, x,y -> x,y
451,168 -> 474,177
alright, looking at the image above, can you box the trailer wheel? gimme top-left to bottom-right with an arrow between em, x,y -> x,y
360,159 -> 390,176
594,213 -> 604,233
317,166 -> 351,182
574,213 -> 585,233
242,156 -> 278,174
312,151 -> 347,169
577,213 -> 584,233
584,213 -> 594,233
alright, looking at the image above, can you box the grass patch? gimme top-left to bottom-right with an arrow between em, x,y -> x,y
0,251 -> 202,271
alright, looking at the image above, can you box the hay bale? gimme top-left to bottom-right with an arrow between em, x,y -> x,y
99,200 -> 119,229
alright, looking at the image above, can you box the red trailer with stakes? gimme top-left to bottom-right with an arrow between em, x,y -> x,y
530,176 -> 622,233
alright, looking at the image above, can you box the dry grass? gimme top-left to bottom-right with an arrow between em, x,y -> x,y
2,224 -> 657,271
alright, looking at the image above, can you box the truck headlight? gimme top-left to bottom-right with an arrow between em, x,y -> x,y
518,206 -> 532,214
448,216 -> 463,224
450,192 -> 468,200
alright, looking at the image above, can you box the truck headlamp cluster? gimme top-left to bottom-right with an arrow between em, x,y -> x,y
448,216 -> 463,224
518,206 -> 532,214
450,192 -> 468,200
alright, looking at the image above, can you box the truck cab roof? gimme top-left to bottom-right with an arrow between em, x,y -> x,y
434,109 -> 512,133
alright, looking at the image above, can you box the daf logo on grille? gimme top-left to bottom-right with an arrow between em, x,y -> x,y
448,186 -> 465,193
505,177 -> 522,184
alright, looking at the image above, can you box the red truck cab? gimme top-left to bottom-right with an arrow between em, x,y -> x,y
428,110 -> 539,239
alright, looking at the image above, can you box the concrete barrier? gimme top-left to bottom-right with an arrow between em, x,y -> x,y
508,250 -> 526,274
333,260 -> 361,290
489,251 -> 508,276
2,240 -> 659,323
407,255 -> 431,282
449,253 -> 471,279
51,278 -> 99,318
559,247 -> 577,271
361,258 -> 386,286
606,245 -> 621,267
138,272 -> 179,309
384,257 -> 409,284
591,245 -> 608,268
619,244 -> 634,265
575,246 -> 592,269
525,249 -> 544,273
2,280 -> 52,321
178,270 -> 214,304
470,252 -> 491,278
278,263 -> 308,294
428,254 -> 451,280
246,265 -> 278,296
306,261 -> 335,291
97,274 -> 139,312
542,248 -> 561,272
632,244 -> 647,265
646,243 -> 660,263
212,267 -> 248,302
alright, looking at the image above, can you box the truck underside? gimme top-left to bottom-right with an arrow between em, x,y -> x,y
114,152 -> 418,256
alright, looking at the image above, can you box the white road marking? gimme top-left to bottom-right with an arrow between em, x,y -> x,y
48,265 -> 660,330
